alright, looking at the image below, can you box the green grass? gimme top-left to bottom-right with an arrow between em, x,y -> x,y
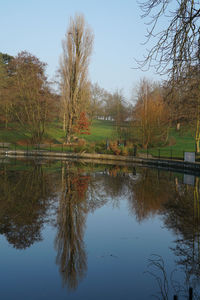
0,120 -> 198,160
0,123 -> 28,143
0,119 -> 116,146
83,119 -> 117,142
46,119 -> 116,143
45,119 -> 116,143
146,127 -> 197,159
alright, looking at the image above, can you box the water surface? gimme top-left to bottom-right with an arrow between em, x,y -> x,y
0,159 -> 199,299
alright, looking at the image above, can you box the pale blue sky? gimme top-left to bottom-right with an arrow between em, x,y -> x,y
0,0 -> 162,99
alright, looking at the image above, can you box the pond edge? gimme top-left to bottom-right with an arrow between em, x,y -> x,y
0,149 -> 200,173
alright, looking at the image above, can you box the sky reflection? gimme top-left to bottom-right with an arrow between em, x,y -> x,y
0,160 -> 199,299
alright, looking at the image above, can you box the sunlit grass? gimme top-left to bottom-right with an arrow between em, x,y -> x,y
146,127 -> 196,159
0,119 -> 116,144
0,120 -> 198,160
46,119 -> 116,143
83,119 -> 116,142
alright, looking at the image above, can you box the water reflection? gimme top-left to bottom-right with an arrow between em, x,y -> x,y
55,165 -> 89,290
55,163 -> 110,290
127,168 -> 172,221
0,161 -> 199,297
0,163 -> 56,249
133,170 -> 200,298
162,177 -> 200,296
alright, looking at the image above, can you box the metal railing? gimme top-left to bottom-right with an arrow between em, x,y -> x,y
0,143 -> 199,162
142,147 -> 199,162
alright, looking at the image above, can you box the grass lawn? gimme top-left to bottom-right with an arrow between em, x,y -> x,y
0,120 -> 198,159
82,119 -> 117,142
0,119 -> 116,146
46,119 -> 116,143
147,127 -> 197,159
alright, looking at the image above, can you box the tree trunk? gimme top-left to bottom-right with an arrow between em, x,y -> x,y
196,138 -> 200,153
66,113 -> 73,143
195,119 -> 200,153
63,112 -> 66,131
176,123 -> 180,131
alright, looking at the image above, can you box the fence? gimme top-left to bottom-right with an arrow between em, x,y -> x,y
0,142 -> 199,162
142,147 -> 200,162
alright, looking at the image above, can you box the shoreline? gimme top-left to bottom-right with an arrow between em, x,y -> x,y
0,149 -> 200,173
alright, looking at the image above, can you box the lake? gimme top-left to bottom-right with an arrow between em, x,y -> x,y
0,158 -> 199,299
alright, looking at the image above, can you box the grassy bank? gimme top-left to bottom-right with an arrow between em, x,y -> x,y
0,120 -> 197,159
145,128 -> 196,159
0,119 -> 115,144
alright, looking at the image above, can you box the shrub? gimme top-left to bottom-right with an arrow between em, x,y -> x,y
73,140 -> 85,153
78,138 -> 86,147
95,141 -> 106,154
121,146 -> 129,156
73,145 -> 83,153
109,141 -> 121,155
84,143 -> 95,153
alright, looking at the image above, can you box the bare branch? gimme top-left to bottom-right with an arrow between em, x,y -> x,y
137,0 -> 200,78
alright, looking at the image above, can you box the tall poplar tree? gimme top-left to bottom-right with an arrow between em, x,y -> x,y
59,14 -> 93,142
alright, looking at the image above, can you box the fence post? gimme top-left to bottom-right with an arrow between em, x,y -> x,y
106,139 -> 109,150
134,145 -> 137,157
189,287 -> 193,300
170,147 -> 172,160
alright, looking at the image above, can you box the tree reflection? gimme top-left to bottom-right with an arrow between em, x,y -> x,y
2,160 -> 200,296
163,177 -> 200,287
0,163 -> 56,249
54,165 -> 200,296
101,166 -> 131,208
55,164 -> 90,290
137,171 -> 200,298
128,168 -> 174,222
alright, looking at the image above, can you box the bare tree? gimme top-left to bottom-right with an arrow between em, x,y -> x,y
139,0 -> 200,151
59,14 -> 93,142
134,79 -> 169,148
89,83 -> 106,120
138,0 -> 200,77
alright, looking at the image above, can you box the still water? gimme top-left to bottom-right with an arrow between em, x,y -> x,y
0,158 -> 199,300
